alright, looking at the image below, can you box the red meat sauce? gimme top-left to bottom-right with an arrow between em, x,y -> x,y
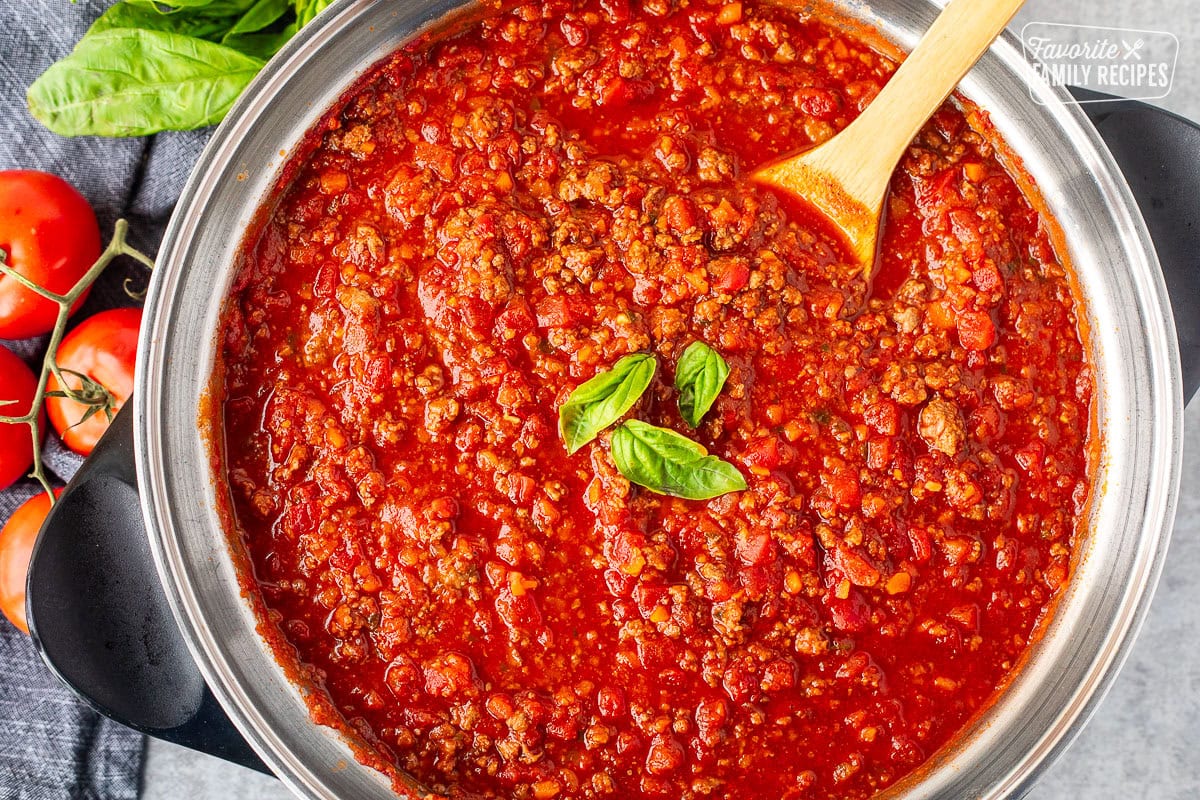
216,1 -> 1094,798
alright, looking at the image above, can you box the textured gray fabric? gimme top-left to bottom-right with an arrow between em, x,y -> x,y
0,1 -> 211,797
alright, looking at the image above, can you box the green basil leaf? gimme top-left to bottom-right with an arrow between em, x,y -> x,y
675,341 -> 730,428
133,0 -> 261,12
293,0 -> 336,27
223,0 -> 290,38
89,2 -> 238,41
611,420 -> 747,500
559,353 -> 656,454
222,24 -> 296,59
27,29 -> 265,137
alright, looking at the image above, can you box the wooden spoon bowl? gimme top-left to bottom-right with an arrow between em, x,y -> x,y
753,0 -> 1027,270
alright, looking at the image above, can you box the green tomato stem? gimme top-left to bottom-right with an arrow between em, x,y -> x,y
0,219 -> 153,503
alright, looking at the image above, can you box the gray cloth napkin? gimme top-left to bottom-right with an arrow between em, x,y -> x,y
0,1 -> 211,797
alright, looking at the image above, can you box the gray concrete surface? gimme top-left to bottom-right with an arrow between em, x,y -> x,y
140,0 -> 1200,797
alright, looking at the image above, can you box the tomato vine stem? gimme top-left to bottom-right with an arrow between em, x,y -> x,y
0,220 -> 152,502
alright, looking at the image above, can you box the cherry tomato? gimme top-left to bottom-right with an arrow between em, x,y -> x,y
0,344 -> 38,490
46,308 -> 141,456
0,489 -> 62,634
0,170 -> 100,339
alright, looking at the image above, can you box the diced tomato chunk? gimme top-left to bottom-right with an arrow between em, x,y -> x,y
413,141 -> 455,181
494,297 -> 537,340
535,295 -> 581,328
866,437 -> 893,471
948,604 -> 980,631
825,469 -> 861,508
743,437 -> 781,470
721,659 -> 757,703
735,531 -> 773,565
597,685 -> 626,719
970,404 -> 1002,440
863,400 -> 899,436
831,546 -> 880,587
825,590 -> 870,633
662,195 -> 697,233
908,526 -> 933,563
916,167 -> 960,209
1014,441 -> 1046,478
712,258 -> 749,292
956,309 -> 997,350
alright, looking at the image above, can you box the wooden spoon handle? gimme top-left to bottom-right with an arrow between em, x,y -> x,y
824,0 -> 1026,206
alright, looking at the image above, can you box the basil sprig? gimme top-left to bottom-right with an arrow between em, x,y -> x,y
675,341 -> 730,428
611,420 -> 747,500
558,349 -> 746,501
28,29 -> 266,138
559,353 -> 656,454
27,0 -> 336,137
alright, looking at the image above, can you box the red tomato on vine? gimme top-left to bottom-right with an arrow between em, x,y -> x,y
0,489 -> 62,634
0,345 -> 39,490
46,308 -> 141,456
0,170 -> 100,339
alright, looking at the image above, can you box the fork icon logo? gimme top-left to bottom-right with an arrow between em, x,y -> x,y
1122,39 -> 1145,60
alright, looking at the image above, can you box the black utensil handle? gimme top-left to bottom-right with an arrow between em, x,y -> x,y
1073,87 -> 1200,405
26,405 -> 268,774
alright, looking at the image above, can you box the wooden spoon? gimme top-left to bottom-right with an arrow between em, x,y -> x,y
752,0 -> 1026,270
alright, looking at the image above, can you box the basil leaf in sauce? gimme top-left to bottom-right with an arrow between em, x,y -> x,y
611,420 -> 747,500
559,353 -> 657,454
675,341 -> 730,428
28,29 -> 264,137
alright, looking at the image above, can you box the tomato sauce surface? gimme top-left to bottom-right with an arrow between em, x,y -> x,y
217,2 -> 1093,798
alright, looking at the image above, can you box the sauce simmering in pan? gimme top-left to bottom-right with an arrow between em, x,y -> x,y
217,1 -> 1093,797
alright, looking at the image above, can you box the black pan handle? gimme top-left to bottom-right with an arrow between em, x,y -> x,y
25,404 -> 268,775
1072,87 -> 1200,405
